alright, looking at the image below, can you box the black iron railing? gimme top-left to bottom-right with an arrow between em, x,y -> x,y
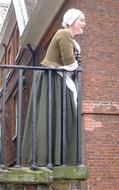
0,64 -> 83,168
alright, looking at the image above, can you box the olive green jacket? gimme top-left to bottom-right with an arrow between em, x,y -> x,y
41,29 -> 77,67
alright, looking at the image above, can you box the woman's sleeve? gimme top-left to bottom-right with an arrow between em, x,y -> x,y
58,31 -> 76,65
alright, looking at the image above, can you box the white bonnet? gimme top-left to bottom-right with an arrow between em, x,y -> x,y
62,8 -> 84,28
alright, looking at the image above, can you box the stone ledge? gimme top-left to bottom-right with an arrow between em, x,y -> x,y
0,167 -> 53,184
0,165 -> 89,185
53,165 -> 89,180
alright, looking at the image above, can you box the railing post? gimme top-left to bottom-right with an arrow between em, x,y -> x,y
47,70 -> 53,169
62,71 -> 67,166
15,69 -> 23,167
31,70 -> 37,169
76,68 -> 83,165
0,44 -> 7,168
0,69 -> 7,167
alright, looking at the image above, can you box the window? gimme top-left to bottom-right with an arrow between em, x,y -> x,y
14,26 -> 19,60
15,28 -> 19,56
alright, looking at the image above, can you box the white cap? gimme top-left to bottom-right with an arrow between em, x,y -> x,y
62,8 -> 84,28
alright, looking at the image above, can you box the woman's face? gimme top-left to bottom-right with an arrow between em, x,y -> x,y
73,16 -> 86,35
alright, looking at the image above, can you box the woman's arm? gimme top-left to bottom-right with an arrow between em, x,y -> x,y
58,31 -> 78,70
58,31 -> 76,66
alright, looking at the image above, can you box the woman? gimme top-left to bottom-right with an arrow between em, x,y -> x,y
22,8 -> 86,167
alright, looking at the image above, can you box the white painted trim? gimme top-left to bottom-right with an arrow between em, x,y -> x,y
0,1 -> 16,62
13,0 -> 28,36
19,0 -> 28,26
20,0 -> 65,49
0,1 -> 14,43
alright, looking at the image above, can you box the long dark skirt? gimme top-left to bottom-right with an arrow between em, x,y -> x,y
21,71 -> 77,166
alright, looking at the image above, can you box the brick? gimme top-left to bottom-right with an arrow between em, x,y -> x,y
79,0 -> 119,189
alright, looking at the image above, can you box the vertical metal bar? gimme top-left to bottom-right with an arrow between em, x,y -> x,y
62,71 -> 67,166
31,70 -> 37,169
0,69 -> 7,167
47,70 -> 53,169
27,43 -> 37,168
15,69 -> 23,167
76,69 -> 83,165
0,44 -> 7,167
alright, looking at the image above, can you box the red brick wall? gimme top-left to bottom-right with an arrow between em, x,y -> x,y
79,0 -> 119,189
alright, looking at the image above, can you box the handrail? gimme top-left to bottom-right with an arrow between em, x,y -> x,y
0,64 -> 82,72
